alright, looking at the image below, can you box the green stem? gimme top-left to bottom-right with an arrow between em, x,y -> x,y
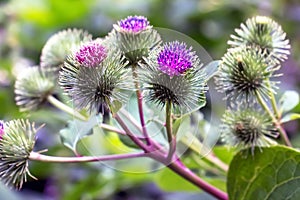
47,95 -> 88,121
267,80 -> 280,119
255,91 -> 292,147
166,101 -> 176,161
29,151 -> 146,163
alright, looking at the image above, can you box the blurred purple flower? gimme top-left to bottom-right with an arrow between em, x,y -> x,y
0,121 -> 4,139
118,16 -> 150,33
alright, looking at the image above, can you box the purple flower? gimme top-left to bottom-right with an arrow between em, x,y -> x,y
157,41 -> 194,76
0,121 -> 4,139
118,16 -> 150,33
75,41 -> 107,67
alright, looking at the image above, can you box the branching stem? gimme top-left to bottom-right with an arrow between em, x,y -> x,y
47,95 -> 88,121
29,151 -> 146,163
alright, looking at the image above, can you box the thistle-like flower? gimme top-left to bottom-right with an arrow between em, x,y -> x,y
40,29 -> 92,72
228,16 -> 290,62
221,106 -> 277,153
15,67 -> 56,112
59,40 -> 132,114
140,41 -> 207,115
0,119 -> 38,189
109,15 -> 161,64
215,47 -> 280,102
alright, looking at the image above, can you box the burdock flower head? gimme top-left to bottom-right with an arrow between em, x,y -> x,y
40,29 -> 92,72
215,47 -> 280,101
15,67 -> 56,112
140,41 -> 207,115
221,105 -> 277,153
228,16 -> 290,62
0,119 -> 38,189
59,40 -> 132,114
110,15 -> 161,64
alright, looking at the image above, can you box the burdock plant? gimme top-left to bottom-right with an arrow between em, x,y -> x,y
2,15 -> 299,200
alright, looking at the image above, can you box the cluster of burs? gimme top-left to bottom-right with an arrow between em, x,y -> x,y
0,15 -> 290,189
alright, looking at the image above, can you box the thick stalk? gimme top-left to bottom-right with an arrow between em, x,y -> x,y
131,65 -> 151,145
255,91 -> 292,146
166,101 -> 176,161
29,151 -> 146,163
47,95 -> 87,121
166,160 -> 228,200
135,147 -> 228,199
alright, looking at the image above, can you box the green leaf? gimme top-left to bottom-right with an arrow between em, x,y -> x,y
59,115 -> 101,153
109,100 -> 122,115
279,90 -> 299,113
213,146 -> 235,165
281,113 -> 300,123
228,146 -> 300,200
154,168 -> 199,191
118,135 -> 140,149
204,60 -> 220,80
154,167 -> 226,192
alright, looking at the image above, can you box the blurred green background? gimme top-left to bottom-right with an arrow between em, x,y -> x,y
1,0 -> 300,199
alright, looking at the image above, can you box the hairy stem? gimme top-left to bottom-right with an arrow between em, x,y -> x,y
131,65 -> 151,145
29,151 -> 147,163
255,91 -> 292,147
47,95 -> 87,121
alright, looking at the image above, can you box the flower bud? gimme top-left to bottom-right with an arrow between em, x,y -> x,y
15,67 -> 55,112
228,16 -> 290,62
215,47 -> 280,102
40,29 -> 92,72
109,16 -> 161,65
0,119 -> 38,189
221,106 -> 277,154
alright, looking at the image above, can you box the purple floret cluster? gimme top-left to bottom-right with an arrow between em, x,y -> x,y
75,41 -> 107,67
157,41 -> 193,76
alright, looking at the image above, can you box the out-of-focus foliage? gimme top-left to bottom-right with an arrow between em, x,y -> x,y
1,0 -> 300,199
